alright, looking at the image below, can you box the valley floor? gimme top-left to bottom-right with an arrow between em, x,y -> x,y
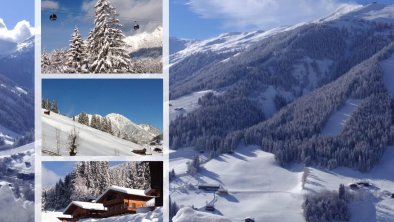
170,146 -> 394,221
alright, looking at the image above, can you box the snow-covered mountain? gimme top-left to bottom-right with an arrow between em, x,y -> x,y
125,27 -> 162,59
0,36 -> 34,89
106,113 -> 161,144
170,4 -> 394,220
0,75 -> 34,148
170,3 -> 394,157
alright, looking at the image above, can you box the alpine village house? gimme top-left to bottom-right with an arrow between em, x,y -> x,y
60,185 -> 160,222
60,162 -> 163,221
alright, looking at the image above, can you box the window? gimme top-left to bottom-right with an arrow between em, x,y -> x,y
132,203 -> 136,209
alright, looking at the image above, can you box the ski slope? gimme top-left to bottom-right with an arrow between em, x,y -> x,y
171,145 -> 394,221
41,110 -> 148,156
169,90 -> 217,122
321,99 -> 361,136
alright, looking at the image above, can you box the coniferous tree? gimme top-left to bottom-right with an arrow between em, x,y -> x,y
87,0 -> 131,73
66,27 -> 87,73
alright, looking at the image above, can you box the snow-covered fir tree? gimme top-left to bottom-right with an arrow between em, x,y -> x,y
87,0 -> 131,73
66,27 -> 88,73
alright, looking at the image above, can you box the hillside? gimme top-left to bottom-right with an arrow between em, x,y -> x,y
41,110 -> 162,156
170,3 -> 394,171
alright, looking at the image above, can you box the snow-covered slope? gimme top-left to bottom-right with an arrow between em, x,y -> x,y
42,110 -> 155,156
125,27 -> 162,59
305,147 -> 394,222
322,3 -> 394,24
321,99 -> 361,136
169,90 -> 217,121
0,35 -> 34,89
170,146 -> 305,221
173,207 -> 231,222
170,145 -> 394,221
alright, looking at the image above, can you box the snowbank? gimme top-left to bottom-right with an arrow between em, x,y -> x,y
173,207 -> 231,222
80,207 -> 163,222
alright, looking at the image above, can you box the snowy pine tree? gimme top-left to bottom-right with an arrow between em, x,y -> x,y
66,27 -> 88,73
87,0 -> 131,73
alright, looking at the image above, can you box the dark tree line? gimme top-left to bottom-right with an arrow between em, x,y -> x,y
42,98 -> 59,113
303,184 -> 351,222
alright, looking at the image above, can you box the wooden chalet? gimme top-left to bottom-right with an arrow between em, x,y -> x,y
63,201 -> 106,222
94,185 -> 157,218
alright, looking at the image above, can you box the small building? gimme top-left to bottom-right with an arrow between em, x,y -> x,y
56,214 -> 73,222
95,185 -> 157,218
198,184 -> 220,191
63,201 -> 106,222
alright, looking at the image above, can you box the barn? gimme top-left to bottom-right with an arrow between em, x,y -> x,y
63,201 -> 106,222
95,185 -> 157,218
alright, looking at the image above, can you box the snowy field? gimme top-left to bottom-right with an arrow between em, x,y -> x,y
321,99 -> 361,136
306,146 -> 394,222
170,145 -> 394,221
169,90 -> 216,122
41,110 -> 155,156
170,146 -> 305,222
42,207 -> 163,222
382,53 -> 394,97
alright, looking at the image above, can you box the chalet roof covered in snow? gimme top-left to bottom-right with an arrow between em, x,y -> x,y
64,201 -> 106,214
95,185 -> 156,202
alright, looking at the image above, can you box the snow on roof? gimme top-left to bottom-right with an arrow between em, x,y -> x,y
64,201 -> 106,213
95,185 -> 155,202
57,214 -> 72,219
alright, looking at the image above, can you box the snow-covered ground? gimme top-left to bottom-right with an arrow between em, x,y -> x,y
173,207 -> 231,222
169,90 -> 217,122
382,53 -> 394,97
170,146 -> 305,222
321,99 -> 361,136
79,207 -> 163,222
0,186 -> 34,222
170,145 -> 394,221
41,212 -> 69,222
306,146 -> 394,222
41,110 -> 162,156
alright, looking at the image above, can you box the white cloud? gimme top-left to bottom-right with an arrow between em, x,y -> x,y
82,0 -> 162,33
42,167 -> 61,187
186,0 -> 358,30
0,19 -> 35,43
42,0 -> 60,10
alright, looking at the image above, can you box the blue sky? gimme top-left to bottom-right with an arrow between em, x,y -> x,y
0,0 -> 34,27
171,0 -> 394,40
42,161 -> 125,187
41,0 -> 162,51
0,0 -> 35,43
42,79 -> 163,130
